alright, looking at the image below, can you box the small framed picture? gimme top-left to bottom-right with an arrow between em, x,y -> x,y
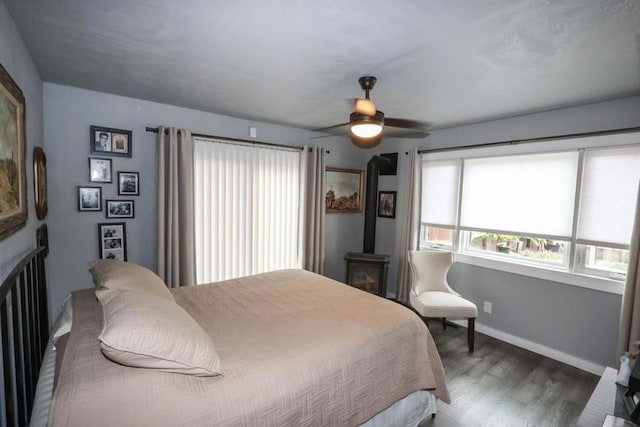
106,200 -> 135,218
89,157 -> 112,183
378,191 -> 397,219
90,126 -> 132,157
78,186 -> 102,211
98,222 -> 127,261
118,171 -> 139,195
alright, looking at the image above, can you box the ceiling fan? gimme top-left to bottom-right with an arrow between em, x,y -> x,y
313,76 -> 430,148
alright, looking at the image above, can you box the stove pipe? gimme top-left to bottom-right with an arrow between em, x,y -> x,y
363,155 -> 390,253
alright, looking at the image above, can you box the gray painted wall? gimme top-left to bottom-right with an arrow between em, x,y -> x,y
0,4 -> 44,286
319,139 -> 365,282
40,55 -> 640,368
448,264 -> 620,366
42,83 -> 363,318
373,95 -> 640,367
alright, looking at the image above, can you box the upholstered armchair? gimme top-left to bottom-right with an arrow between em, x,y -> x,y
408,250 -> 478,352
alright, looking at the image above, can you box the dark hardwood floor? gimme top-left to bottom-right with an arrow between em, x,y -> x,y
422,322 -> 599,427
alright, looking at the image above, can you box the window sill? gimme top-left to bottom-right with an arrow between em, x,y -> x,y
454,252 -> 624,295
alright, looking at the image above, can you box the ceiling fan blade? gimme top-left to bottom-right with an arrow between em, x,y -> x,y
382,127 -> 430,138
384,117 -> 430,130
310,131 -> 350,139
311,122 -> 350,134
354,98 -> 376,116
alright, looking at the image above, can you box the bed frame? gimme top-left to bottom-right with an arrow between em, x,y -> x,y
0,247 -> 48,427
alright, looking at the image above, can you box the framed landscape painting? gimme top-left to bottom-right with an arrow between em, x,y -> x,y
0,63 -> 27,242
325,167 -> 364,213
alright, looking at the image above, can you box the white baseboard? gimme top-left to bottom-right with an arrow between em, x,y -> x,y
449,320 -> 605,376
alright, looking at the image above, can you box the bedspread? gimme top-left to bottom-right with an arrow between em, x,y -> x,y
49,269 -> 449,426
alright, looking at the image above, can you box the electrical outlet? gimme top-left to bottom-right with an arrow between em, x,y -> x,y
483,301 -> 492,314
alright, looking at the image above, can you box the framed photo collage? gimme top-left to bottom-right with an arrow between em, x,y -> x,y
81,126 -> 139,261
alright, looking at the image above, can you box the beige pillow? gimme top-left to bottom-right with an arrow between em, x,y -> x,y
96,289 -> 223,376
88,259 -> 174,302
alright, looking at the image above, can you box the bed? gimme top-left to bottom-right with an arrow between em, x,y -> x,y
2,252 -> 450,426
0,247 -> 48,427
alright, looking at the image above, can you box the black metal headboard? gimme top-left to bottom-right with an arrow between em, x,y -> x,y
0,247 -> 48,427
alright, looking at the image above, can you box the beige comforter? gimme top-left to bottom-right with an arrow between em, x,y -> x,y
50,269 -> 449,426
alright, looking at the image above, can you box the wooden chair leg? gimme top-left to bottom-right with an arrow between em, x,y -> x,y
441,318 -> 446,330
468,318 -> 475,353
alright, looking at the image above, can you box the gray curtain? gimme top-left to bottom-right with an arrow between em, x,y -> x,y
618,184 -> 640,359
396,148 -> 421,305
303,146 -> 326,274
156,127 -> 196,287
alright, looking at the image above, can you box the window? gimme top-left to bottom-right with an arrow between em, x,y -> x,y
420,226 -> 455,248
420,159 -> 460,249
193,139 -> 302,284
573,146 -> 640,279
461,231 -> 569,268
420,136 -> 640,284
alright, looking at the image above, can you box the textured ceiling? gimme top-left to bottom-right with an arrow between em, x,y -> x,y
6,0 -> 640,131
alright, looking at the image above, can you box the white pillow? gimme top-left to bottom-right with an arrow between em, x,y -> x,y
88,259 -> 174,302
51,294 -> 73,345
96,289 -> 222,377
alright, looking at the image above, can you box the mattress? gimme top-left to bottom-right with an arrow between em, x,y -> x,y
47,270 -> 449,426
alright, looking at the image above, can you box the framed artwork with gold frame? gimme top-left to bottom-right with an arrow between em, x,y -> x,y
325,167 -> 365,213
0,63 -> 27,241
33,146 -> 47,220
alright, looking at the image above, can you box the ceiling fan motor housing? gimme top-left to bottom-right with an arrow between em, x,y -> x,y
358,76 -> 377,98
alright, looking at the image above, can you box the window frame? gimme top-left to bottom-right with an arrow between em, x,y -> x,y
419,132 -> 640,296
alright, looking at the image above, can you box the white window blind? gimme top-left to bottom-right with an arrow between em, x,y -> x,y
421,159 -> 460,228
460,151 -> 579,238
577,146 -> 640,247
193,139 -> 302,283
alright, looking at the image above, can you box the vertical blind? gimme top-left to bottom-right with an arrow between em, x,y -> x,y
421,159 -> 460,228
193,139 -> 302,283
577,146 -> 640,247
459,151 -> 579,238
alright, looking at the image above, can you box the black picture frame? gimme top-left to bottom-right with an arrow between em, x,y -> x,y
118,171 -> 139,196
106,200 -> 135,218
379,152 -> 398,176
90,125 -> 132,157
377,191 -> 397,219
98,222 -> 127,261
89,157 -> 112,183
77,186 -> 102,211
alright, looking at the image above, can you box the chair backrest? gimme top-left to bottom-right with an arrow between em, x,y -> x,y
408,250 -> 455,295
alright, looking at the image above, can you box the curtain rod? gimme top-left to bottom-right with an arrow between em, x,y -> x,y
145,127 -> 305,151
418,125 -> 640,154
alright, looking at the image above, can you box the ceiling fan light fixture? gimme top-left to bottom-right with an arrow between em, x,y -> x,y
351,135 -> 383,149
351,123 -> 383,138
350,111 -> 384,138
